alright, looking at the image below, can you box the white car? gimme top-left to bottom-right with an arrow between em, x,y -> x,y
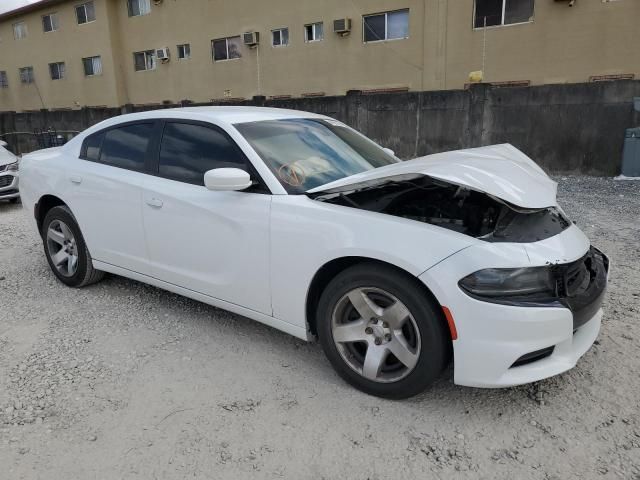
18,107 -> 609,398
0,140 -> 20,203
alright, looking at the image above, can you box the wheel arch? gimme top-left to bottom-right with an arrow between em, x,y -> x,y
35,194 -> 68,236
305,256 -> 452,342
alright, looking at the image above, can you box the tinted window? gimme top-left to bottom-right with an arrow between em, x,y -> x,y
159,122 -> 246,185
83,131 -> 104,161
99,123 -> 153,171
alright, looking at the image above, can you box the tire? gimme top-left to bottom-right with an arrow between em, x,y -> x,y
317,263 -> 451,399
42,205 -> 104,288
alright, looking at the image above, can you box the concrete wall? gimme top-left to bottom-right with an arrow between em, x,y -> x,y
1,80 -> 639,176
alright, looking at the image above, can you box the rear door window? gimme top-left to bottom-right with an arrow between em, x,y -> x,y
99,123 -> 154,171
82,131 -> 104,161
158,122 -> 247,185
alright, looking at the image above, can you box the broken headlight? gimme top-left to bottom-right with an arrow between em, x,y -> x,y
459,267 -> 556,298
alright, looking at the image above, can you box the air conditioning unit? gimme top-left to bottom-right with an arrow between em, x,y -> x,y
156,47 -> 170,61
243,32 -> 260,47
333,18 -> 352,35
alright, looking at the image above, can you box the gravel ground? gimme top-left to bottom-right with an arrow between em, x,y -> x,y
0,176 -> 639,479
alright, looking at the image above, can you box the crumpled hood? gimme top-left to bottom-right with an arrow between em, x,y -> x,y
308,144 -> 558,209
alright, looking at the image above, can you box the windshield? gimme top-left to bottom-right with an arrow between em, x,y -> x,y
235,118 -> 398,193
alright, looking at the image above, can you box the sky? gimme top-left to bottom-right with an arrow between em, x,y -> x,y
0,0 -> 40,15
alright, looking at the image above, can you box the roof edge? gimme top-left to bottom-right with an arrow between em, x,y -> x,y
0,0 -> 68,22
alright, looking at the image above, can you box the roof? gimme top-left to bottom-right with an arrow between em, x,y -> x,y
0,0 -> 67,22
111,106 -> 328,125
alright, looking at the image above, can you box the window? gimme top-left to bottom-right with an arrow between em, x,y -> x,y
304,22 -> 323,42
82,56 -> 102,76
159,122 -> 247,185
474,0 -> 534,28
212,36 -> 242,61
0,71 -> 8,88
177,44 -> 191,59
76,2 -> 96,24
272,28 -> 289,47
235,119 -> 397,194
127,0 -> 150,17
49,62 -> 65,80
363,9 -> 409,42
133,50 -> 156,71
99,123 -> 154,171
19,67 -> 34,84
13,22 -> 27,40
42,13 -> 59,32
82,131 -> 104,161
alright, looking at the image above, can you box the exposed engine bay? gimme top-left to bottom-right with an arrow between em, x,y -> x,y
310,175 -> 571,242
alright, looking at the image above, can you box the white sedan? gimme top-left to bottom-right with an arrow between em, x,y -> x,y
0,140 -> 20,203
18,107 -> 609,398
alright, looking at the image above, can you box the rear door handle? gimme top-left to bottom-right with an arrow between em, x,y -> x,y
146,197 -> 163,208
69,175 -> 82,184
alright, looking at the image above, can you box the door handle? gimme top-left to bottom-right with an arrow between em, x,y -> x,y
69,175 -> 82,184
146,197 -> 163,208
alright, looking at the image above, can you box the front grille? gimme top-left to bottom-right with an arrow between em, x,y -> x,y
556,247 -> 608,330
0,175 -> 13,188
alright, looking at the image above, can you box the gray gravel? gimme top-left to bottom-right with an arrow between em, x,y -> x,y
0,176 -> 639,479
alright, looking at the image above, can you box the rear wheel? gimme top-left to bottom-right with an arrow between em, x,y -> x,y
42,206 -> 104,288
317,264 -> 450,399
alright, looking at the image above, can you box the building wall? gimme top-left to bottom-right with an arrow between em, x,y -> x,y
0,0 -> 123,111
445,0 -> 640,89
0,0 -> 638,111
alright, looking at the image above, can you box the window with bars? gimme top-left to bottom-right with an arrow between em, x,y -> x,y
272,28 -> 289,47
42,13 -> 59,32
82,56 -> 102,76
49,62 -> 65,80
212,37 -> 242,61
304,22 -> 323,42
363,9 -> 409,42
134,50 -> 156,71
13,22 -> 27,40
177,44 -> 191,59
0,71 -> 8,88
127,0 -> 151,17
474,0 -> 534,28
76,2 -> 96,24
19,67 -> 34,84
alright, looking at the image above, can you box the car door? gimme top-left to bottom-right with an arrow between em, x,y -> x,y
141,120 -> 272,315
64,121 -> 156,274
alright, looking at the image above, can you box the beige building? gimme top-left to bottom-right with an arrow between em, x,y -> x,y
0,0 -> 638,112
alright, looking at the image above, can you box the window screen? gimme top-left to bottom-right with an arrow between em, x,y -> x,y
99,123 -> 153,171
159,123 -> 246,185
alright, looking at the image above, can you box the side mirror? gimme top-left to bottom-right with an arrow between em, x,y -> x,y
204,168 -> 252,191
382,147 -> 395,157
0,140 -> 7,148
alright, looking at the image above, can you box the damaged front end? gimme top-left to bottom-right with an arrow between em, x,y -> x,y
309,174 -> 571,243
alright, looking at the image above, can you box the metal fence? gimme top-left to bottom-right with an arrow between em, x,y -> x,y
0,129 -> 78,155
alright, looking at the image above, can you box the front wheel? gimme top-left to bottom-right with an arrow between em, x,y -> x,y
42,205 -> 104,288
317,264 -> 451,399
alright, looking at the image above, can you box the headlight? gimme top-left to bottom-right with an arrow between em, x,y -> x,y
6,161 -> 19,172
459,267 -> 556,298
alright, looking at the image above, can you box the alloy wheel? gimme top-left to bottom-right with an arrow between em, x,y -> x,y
46,219 -> 79,277
331,287 -> 422,383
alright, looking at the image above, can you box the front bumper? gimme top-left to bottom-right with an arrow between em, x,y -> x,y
0,172 -> 19,199
419,225 -> 608,388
